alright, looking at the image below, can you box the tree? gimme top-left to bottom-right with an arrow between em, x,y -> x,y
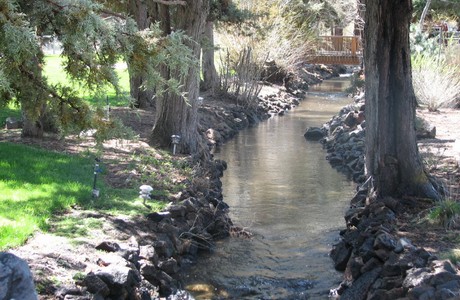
150,0 -> 210,155
364,0 -> 439,199
418,0 -> 432,31
0,0 -> 194,139
126,0 -> 155,109
201,0 -> 246,94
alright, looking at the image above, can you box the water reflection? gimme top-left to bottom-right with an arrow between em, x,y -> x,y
183,78 -> 355,299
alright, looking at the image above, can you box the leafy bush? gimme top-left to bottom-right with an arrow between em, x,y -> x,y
410,24 -> 440,56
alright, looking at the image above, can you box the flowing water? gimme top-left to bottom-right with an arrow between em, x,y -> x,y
183,78 -> 356,299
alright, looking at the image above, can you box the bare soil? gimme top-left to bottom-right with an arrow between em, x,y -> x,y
397,108 -> 460,256
3,97 -> 460,298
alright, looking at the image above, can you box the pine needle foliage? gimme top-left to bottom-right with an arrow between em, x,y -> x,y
0,0 -> 195,139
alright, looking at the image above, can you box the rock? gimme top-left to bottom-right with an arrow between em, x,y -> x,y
152,240 -> 174,258
95,265 -> 141,297
95,241 -> 121,252
0,252 -> 38,300
139,245 -> 159,264
4,117 -> 23,129
146,211 -> 171,222
83,273 -> 110,296
330,241 -> 352,271
373,232 -> 397,251
304,127 -> 326,140
158,258 -> 179,274
343,111 -> 357,127
416,116 -> 436,139
167,205 -> 186,218
340,267 -> 381,300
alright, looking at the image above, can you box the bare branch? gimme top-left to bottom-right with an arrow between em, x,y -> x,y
151,0 -> 187,6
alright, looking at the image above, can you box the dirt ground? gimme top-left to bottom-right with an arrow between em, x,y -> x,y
3,97 -> 460,298
398,107 -> 460,256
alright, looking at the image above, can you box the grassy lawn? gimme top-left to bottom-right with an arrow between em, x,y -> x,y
44,54 -> 131,107
0,55 -> 131,125
0,56 -> 185,250
0,142 -> 166,250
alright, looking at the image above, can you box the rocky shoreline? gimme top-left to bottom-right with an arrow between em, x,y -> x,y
306,93 -> 460,299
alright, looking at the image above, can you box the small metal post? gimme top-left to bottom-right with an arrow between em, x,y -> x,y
92,158 -> 101,198
171,135 -> 181,155
105,96 -> 110,121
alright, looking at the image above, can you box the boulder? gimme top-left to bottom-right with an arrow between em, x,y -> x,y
330,241 -> 352,271
304,127 -> 326,140
0,252 -> 38,300
4,117 -> 23,129
94,265 -> 141,298
416,116 -> 436,139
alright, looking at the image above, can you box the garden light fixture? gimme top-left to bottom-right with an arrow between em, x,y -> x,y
171,135 -> 181,155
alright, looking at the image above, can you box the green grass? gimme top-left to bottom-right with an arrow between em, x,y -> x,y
0,55 -> 131,126
0,142 -> 166,250
43,55 -> 131,107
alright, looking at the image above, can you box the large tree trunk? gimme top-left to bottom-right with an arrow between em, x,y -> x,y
150,0 -> 209,154
364,0 -> 439,199
127,0 -> 155,109
20,57 -> 47,138
201,20 -> 219,93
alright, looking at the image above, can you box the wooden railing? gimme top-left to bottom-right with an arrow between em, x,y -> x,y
308,36 -> 363,65
317,36 -> 361,55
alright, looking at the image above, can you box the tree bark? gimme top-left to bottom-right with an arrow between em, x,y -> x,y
201,20 -> 219,93
127,0 -> 155,109
364,0 -> 439,199
150,0 -> 209,154
419,0 -> 432,32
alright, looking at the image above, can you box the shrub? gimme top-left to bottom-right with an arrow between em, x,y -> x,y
412,50 -> 460,111
429,199 -> 460,230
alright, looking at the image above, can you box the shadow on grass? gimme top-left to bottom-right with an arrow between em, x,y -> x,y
0,142 -> 164,249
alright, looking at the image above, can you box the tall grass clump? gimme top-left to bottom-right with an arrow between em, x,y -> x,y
428,176 -> 460,230
429,199 -> 460,230
411,35 -> 460,111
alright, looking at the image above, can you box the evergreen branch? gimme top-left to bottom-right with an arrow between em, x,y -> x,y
151,0 -> 187,6
44,0 -> 127,19
18,65 -> 81,112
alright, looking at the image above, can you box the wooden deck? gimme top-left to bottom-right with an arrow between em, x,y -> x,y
307,36 -> 362,65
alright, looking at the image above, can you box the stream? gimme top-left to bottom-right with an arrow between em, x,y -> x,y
183,78 -> 356,299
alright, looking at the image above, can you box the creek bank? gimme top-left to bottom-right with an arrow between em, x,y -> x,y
304,93 -> 436,184
305,92 -> 460,299
330,191 -> 460,300
6,64 -> 343,300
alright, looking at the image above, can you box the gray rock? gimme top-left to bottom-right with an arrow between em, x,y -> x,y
158,258 -> 179,274
153,240 -> 174,258
83,273 -> 110,296
340,267 -> 381,300
374,232 -> 397,251
95,265 -> 141,297
5,117 -> 23,129
304,127 -> 325,140
403,267 -> 432,288
408,285 -> 435,300
330,241 -> 352,271
0,252 -> 38,300
139,245 -> 159,264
